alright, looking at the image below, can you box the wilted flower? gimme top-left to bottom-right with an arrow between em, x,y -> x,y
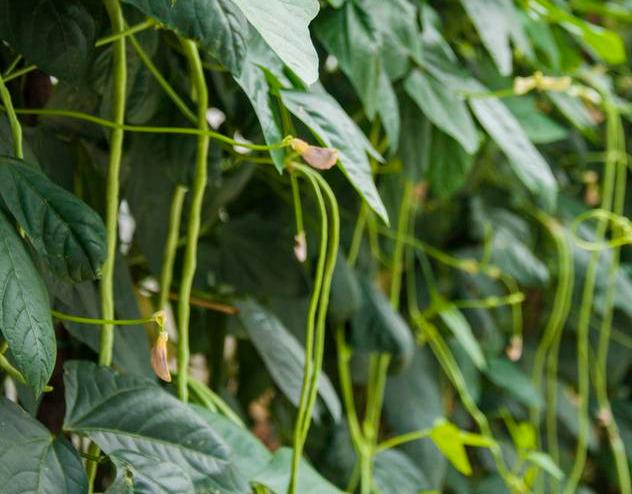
291,138 -> 338,170
151,331 -> 171,382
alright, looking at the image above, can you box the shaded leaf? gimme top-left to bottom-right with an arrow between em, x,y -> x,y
0,210 -> 55,395
106,450 -> 195,494
0,0 -> 102,82
63,361 -> 248,494
426,130 -> 474,198
315,1 -> 381,118
234,298 -> 341,421
437,304 -> 486,370
373,449 -> 430,494
0,155 -> 106,282
485,358 -> 542,409
121,0 -> 248,74
404,71 -> 479,155
350,277 -> 414,365
0,397 -> 87,493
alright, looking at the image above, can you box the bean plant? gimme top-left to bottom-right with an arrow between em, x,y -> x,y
0,0 -> 631,493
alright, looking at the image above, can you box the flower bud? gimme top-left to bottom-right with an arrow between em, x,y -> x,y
291,138 -> 338,170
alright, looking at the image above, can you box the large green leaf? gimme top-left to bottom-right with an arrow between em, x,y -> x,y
350,277 -> 414,366
468,95 -> 557,210
0,0 -> 102,83
426,129 -> 474,198
460,0 -> 528,75
63,361 -> 249,494
437,303 -> 486,370
0,210 -> 55,395
404,70 -> 479,155
280,89 -> 388,224
484,358 -> 542,409
315,1 -> 381,118
121,0 -> 248,74
0,398 -> 87,493
235,33 -> 286,171
234,299 -> 341,421
373,450 -> 430,494
251,448 -> 344,494
231,0 -> 319,84
0,156 -> 106,282
105,450 -> 195,494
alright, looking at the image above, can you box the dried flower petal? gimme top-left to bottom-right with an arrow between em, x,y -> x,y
506,336 -> 523,362
291,138 -> 338,170
294,231 -> 307,263
151,332 -> 171,382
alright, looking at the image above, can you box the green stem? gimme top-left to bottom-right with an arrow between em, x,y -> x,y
0,352 -> 52,391
176,39 -> 210,403
0,106 -> 290,151
158,185 -> 188,311
98,0 -> 127,369
95,18 -> 157,47
0,72 -> 23,158
562,102 -> 618,494
129,34 -> 197,125
88,2 -> 127,489
289,167 -> 330,494
52,310 -> 158,327
376,428 -> 432,453
528,212 -> 574,493
2,65 -> 36,84
591,104 -> 631,494
2,54 -> 22,77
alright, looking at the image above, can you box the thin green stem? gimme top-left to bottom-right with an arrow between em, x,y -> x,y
0,106 -> 291,151
158,185 -> 187,311
528,212 -> 574,493
0,352 -> 52,391
0,72 -> 23,158
289,167 -> 330,494
52,310 -> 159,327
376,428 -> 432,453
2,65 -> 36,84
347,202 -> 368,267
591,104 -> 631,494
290,171 -> 305,238
2,54 -> 22,77
88,2 -> 128,489
176,39 -> 210,403
563,102 -> 618,494
129,34 -> 197,125
95,18 -> 158,47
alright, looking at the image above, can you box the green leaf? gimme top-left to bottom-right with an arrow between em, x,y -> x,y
437,304 -> 486,370
234,299 -> 342,421
0,210 -> 55,395
485,358 -> 543,409
373,450 -> 430,494
0,156 -> 106,282
460,0 -> 527,75
235,33 -> 286,171
426,129 -> 474,198
429,421 -> 473,476
280,89 -> 388,224
106,450 -> 195,494
404,71 -> 479,155
63,361 -> 249,494
251,447 -> 344,494
350,277 -> 414,365
0,397 -> 87,493
193,405 -> 272,480
468,94 -> 557,210
231,0 -> 319,85
524,451 -> 564,480
376,70 -> 400,152
315,1 -> 381,118
504,96 -> 568,144
328,253 -> 362,326
121,0 -> 248,74
384,348 -> 446,486
363,0 -> 422,80
0,0 -> 102,83
530,0 -> 626,64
